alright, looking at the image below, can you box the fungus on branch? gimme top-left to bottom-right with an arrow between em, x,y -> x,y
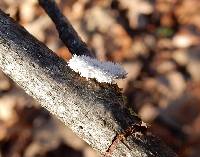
68,55 -> 127,83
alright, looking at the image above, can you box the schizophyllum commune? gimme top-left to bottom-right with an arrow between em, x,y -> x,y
68,55 -> 127,83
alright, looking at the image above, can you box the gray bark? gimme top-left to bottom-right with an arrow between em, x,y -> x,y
0,10 -> 176,157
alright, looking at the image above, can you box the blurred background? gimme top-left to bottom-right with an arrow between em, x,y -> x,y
0,0 -> 200,157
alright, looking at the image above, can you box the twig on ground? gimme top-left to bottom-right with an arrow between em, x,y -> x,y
38,0 -> 94,57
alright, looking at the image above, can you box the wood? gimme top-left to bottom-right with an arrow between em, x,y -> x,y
0,10 -> 176,157
38,0 -> 94,57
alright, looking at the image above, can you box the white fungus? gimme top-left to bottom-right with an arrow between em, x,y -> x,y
68,55 -> 127,83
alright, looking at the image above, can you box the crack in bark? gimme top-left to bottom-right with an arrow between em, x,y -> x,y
103,123 -> 147,157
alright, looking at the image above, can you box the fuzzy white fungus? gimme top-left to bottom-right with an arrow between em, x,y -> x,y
68,55 -> 127,83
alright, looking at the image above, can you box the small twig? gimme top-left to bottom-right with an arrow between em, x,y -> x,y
38,0 -> 93,57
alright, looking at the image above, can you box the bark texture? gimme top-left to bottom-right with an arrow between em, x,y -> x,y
0,10 -> 176,157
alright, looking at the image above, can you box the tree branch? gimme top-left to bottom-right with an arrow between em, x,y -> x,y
0,10 -> 176,157
38,0 -> 93,57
